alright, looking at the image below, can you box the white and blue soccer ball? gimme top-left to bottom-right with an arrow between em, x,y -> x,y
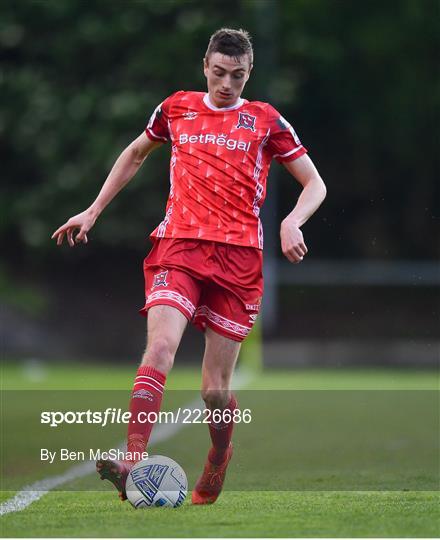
126,455 -> 187,509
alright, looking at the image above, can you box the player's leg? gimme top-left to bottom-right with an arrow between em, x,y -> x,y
127,304 -> 188,456
191,243 -> 262,504
98,238 -> 203,500
192,328 -> 241,504
130,239 -> 202,456
97,304 -> 188,500
201,325 -> 240,417
141,304 -> 188,369
201,327 -> 240,463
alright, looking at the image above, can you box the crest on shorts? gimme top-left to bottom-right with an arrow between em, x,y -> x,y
152,270 -> 168,289
236,112 -> 256,132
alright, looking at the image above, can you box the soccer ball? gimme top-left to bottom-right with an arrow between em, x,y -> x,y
126,455 -> 187,509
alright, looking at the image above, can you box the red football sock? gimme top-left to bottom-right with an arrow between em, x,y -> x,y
207,394 -> 237,465
127,365 -> 166,460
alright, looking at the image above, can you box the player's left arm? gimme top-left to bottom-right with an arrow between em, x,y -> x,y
280,154 -> 326,264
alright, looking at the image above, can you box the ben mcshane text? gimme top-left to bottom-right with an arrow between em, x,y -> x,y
40,448 -> 148,463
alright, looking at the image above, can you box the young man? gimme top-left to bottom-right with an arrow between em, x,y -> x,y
52,28 -> 326,504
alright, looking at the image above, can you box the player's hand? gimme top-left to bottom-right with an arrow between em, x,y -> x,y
51,209 -> 97,247
280,218 -> 308,263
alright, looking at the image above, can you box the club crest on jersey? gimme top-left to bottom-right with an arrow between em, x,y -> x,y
236,112 -> 256,132
152,270 -> 168,289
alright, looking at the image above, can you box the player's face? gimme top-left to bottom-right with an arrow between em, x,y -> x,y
204,52 -> 252,108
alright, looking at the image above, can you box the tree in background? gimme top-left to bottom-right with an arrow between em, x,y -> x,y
1,0 -> 438,264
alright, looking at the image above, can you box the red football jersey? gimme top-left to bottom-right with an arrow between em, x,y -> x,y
146,91 -> 307,249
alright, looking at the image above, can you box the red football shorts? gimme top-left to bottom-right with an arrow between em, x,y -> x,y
139,238 -> 263,342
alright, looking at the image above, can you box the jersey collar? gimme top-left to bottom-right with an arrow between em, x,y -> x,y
203,93 -> 245,111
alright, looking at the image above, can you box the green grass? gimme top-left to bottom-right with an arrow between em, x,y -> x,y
2,360 -> 438,390
1,360 -> 439,537
1,491 -> 439,538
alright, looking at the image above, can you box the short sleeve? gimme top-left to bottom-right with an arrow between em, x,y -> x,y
266,105 -> 308,163
145,93 -> 176,142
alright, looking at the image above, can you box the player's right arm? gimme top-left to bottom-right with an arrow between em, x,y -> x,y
51,132 -> 162,247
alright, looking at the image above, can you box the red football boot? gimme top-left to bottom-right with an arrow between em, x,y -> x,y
192,443 -> 233,505
96,459 -> 133,501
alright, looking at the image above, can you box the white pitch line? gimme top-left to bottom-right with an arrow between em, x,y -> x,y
0,368 -> 254,516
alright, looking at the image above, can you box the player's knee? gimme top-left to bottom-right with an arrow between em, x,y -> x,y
142,337 -> 175,374
201,388 -> 230,410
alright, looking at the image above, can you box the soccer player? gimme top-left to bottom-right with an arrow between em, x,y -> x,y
52,28 -> 326,504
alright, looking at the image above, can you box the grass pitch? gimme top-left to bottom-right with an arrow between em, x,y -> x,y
1,360 -> 439,537
2,490 -> 438,538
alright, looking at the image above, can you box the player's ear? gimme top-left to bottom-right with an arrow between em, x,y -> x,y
203,56 -> 209,78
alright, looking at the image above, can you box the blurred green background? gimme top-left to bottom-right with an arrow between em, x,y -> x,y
1,0 -> 438,364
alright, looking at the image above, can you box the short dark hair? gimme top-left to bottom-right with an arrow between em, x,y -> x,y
205,28 -> 253,65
